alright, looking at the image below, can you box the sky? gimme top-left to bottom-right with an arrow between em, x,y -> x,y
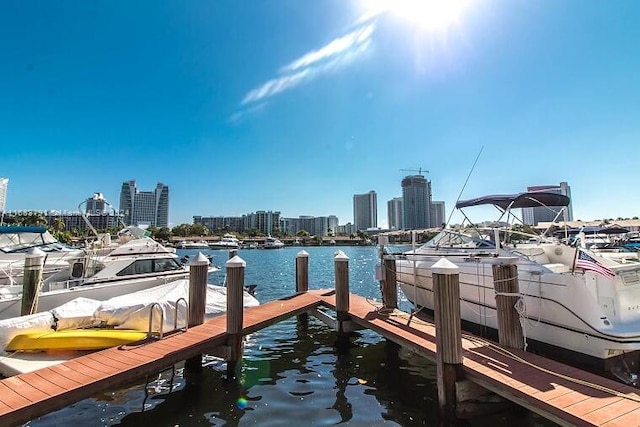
2,0 -> 640,228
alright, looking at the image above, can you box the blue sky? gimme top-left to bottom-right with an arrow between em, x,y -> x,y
2,0 -> 639,228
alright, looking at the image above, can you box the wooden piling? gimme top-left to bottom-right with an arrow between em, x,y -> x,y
432,258 -> 463,421
188,252 -> 210,327
185,252 -> 210,373
226,254 -> 246,379
382,256 -> 397,311
295,250 -> 309,293
296,250 -> 309,323
334,251 -> 350,326
492,258 -> 524,350
21,248 -> 46,316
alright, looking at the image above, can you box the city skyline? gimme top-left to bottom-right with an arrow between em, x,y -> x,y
3,2 -> 640,227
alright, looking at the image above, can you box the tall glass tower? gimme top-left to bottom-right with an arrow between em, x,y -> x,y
402,175 -> 431,230
353,191 -> 377,231
119,181 -> 169,228
522,182 -> 573,225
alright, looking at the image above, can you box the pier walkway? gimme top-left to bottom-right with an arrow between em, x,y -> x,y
314,290 -> 640,427
0,290 -> 639,426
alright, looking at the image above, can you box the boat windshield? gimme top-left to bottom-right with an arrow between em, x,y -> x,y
420,230 -> 495,249
0,230 -> 72,253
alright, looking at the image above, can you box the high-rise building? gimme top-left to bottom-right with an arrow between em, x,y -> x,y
387,197 -> 403,230
282,215 -> 339,236
402,175 -> 431,230
85,193 -> 107,214
522,182 -> 573,225
430,201 -> 446,229
0,178 -> 8,214
119,181 -> 169,228
245,210 -> 281,236
353,191 -> 377,230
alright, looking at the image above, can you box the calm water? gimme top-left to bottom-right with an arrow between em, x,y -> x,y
26,246 -> 555,426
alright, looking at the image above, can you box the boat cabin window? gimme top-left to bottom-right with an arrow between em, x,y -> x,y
154,258 -> 182,272
71,262 -> 84,278
116,258 -> 181,276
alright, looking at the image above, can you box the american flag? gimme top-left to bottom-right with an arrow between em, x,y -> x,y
576,249 -> 615,279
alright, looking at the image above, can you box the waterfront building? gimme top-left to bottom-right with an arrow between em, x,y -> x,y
44,212 -> 119,232
430,201 -> 446,229
245,210 -> 281,236
402,175 -> 431,230
387,197 -> 403,230
119,181 -> 169,228
337,222 -> 357,236
193,215 -> 246,234
353,191 -> 377,231
84,193 -> 107,214
522,182 -> 573,226
0,177 -> 7,225
282,215 -> 339,236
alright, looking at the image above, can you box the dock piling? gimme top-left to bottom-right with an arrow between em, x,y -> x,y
382,256 -> 398,311
226,254 -> 246,379
185,252 -> 210,373
295,250 -> 309,293
21,248 -> 46,316
334,250 -> 350,333
432,258 -> 463,421
296,250 -> 310,324
492,258 -> 524,350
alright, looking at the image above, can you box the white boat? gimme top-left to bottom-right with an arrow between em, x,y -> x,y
178,240 -> 210,249
209,234 -> 241,249
0,278 -> 260,376
0,236 -> 218,320
0,226 -> 84,286
393,191 -> 640,386
263,236 -> 284,249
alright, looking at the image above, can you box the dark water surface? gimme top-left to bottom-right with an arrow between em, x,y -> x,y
26,246 -> 555,426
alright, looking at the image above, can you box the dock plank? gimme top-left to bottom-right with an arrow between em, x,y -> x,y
0,292 -> 323,427
1,290 -> 639,427
314,291 -> 640,427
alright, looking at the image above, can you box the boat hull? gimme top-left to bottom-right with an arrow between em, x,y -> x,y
396,254 -> 640,363
0,273 -> 189,320
5,329 -> 148,352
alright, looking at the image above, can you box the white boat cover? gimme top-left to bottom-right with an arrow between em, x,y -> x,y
0,312 -> 54,351
94,279 -> 259,333
0,279 -> 259,353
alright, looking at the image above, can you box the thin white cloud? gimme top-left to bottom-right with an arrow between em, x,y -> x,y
280,23 -> 375,74
228,101 -> 268,124
242,68 -> 312,105
237,22 -> 376,110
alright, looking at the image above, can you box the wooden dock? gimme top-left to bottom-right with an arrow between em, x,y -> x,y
314,290 -> 640,427
0,289 -> 639,426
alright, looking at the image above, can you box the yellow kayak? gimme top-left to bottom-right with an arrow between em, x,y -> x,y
5,329 -> 148,352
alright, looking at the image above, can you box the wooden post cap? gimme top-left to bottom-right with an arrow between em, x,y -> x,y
431,257 -> 459,275
190,252 -> 211,266
296,250 -> 309,258
26,247 -> 46,259
226,255 -> 246,268
334,250 -> 349,262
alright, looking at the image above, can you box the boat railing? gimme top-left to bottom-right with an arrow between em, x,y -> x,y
174,297 -> 189,332
148,302 -> 165,339
148,298 -> 190,340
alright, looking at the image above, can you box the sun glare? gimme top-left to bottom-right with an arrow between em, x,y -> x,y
361,0 -> 473,32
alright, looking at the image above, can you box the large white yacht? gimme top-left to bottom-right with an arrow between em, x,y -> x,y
393,191 -> 640,386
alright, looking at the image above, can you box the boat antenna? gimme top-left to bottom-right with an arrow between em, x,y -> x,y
444,146 -> 484,228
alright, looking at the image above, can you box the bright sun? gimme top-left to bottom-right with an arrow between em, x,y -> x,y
363,0 -> 473,32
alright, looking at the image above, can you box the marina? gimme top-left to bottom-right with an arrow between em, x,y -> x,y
1,247 -> 639,426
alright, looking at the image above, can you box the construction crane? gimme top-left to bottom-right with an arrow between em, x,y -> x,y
400,168 -> 429,176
